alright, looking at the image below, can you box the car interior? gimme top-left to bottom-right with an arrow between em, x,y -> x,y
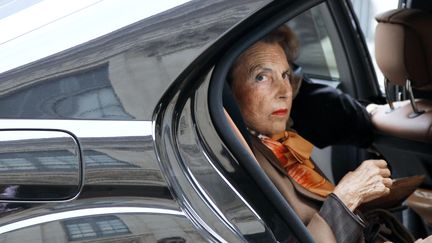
208,0 -> 431,241
371,4 -> 432,236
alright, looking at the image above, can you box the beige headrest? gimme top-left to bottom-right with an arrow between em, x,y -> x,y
375,9 -> 432,90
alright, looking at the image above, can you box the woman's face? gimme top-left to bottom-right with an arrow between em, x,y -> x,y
231,41 -> 292,137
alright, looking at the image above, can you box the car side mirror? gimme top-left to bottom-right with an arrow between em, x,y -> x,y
0,130 -> 82,201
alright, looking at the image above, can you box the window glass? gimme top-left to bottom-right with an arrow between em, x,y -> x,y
288,3 -> 340,83
350,0 -> 398,93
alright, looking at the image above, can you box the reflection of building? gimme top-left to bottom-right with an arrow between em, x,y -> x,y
63,215 -> 130,241
81,136 -> 165,187
0,135 -> 164,186
0,150 -> 138,172
0,0 -> 270,241
0,0 -> 266,121
1,206 -> 206,243
0,65 -> 133,120
0,135 -> 80,187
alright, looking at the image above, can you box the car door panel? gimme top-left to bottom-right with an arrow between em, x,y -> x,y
0,129 -> 81,201
0,0 -> 272,241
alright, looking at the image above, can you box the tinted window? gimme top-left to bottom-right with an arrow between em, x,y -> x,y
288,3 -> 340,83
350,0 -> 399,93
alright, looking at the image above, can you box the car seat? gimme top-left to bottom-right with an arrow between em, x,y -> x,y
374,8 -> 432,233
374,8 -> 432,142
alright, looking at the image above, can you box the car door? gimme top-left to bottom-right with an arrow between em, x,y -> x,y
194,0 -> 381,242
0,1 -> 272,242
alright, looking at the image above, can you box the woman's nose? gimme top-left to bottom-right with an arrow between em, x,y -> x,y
276,78 -> 292,99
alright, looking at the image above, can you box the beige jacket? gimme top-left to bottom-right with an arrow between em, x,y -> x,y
251,135 -> 364,243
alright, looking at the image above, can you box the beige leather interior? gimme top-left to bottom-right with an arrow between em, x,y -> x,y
370,99 -> 432,142
375,9 -> 432,90
373,9 -> 432,143
407,188 -> 432,225
374,8 -> 432,227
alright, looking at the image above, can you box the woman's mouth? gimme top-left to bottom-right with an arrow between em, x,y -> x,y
271,108 -> 288,116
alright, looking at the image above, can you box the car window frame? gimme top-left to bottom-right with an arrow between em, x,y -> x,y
329,0 -> 381,101
206,0 -> 381,241
207,1 -> 329,242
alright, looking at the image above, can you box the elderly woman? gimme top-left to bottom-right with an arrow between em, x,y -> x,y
228,26 -> 427,243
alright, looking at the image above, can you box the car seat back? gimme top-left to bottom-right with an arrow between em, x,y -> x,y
375,8 -> 432,90
373,8 -> 432,142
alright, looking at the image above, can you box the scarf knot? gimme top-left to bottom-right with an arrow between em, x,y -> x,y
260,131 -> 334,197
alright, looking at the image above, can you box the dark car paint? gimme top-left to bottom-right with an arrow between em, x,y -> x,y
0,0 -> 429,242
0,0 -> 268,121
0,0 -> 273,242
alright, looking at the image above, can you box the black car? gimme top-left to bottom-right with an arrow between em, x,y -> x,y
0,0 -> 430,242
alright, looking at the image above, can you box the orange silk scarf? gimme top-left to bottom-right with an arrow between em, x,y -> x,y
259,131 -> 334,197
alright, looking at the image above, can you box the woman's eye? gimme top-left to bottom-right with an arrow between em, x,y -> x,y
282,72 -> 290,80
255,74 -> 268,82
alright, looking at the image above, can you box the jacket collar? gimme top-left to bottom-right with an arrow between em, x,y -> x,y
251,135 -> 326,202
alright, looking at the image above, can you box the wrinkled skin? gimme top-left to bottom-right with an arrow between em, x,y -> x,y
231,42 -> 292,137
333,159 -> 392,211
231,41 -> 392,211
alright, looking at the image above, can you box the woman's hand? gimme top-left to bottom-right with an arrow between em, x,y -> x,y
333,159 -> 392,211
